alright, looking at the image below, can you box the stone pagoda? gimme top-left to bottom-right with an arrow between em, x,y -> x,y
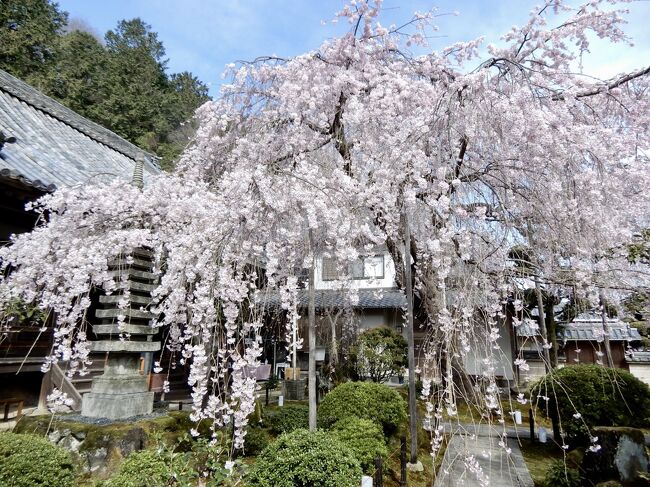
81,249 -> 160,419
81,159 -> 161,419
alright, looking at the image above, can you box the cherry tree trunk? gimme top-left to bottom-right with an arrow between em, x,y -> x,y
599,291 -> 614,368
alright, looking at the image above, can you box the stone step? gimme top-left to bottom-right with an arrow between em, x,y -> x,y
99,294 -> 152,306
92,324 -> 157,336
89,340 -> 160,353
95,308 -> 158,320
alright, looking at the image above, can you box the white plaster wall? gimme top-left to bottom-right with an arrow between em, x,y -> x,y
629,364 -> 650,387
518,361 -> 547,385
462,320 -> 515,380
314,252 -> 397,290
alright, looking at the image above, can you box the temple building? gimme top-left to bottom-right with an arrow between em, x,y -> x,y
0,68 -> 160,421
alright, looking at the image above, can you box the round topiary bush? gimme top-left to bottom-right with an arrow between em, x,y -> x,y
248,429 -> 362,487
265,404 -> 309,434
532,364 -> 650,444
0,432 -> 76,487
104,449 -> 184,487
317,381 -> 407,434
331,417 -> 387,473
544,460 -> 581,487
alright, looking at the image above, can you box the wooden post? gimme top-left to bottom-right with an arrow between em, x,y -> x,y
402,210 -> 418,464
529,407 -> 535,443
400,435 -> 407,487
37,369 -> 52,413
265,385 -> 270,406
374,456 -> 383,487
308,229 -> 317,431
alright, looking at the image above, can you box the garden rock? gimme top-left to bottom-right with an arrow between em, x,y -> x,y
581,427 -> 649,484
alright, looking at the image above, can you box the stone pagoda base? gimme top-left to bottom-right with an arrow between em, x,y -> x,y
82,391 -> 154,419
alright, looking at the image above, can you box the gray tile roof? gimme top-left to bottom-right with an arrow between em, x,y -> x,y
0,69 -> 160,191
257,288 -> 407,310
516,317 -> 642,342
559,324 -> 642,342
626,351 -> 650,363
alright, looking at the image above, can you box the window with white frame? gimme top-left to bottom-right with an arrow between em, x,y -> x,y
322,255 -> 384,280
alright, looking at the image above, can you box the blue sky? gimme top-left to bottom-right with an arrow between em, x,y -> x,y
57,0 -> 650,97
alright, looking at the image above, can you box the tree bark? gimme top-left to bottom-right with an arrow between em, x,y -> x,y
544,298 -> 558,368
535,281 -> 561,440
402,211 -> 418,464
534,280 -> 551,371
599,290 -> 614,368
308,230 -> 317,431
327,309 -> 342,369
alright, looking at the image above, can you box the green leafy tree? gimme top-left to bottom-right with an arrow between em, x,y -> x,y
40,30 -> 107,115
89,19 -> 210,168
1,9 -> 210,170
0,0 -> 67,82
350,327 -> 407,383
91,18 -> 171,148
155,71 -> 210,169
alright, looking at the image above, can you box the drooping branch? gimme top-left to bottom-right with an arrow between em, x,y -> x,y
553,66 -> 650,100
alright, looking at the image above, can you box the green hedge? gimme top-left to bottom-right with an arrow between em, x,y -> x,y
0,433 -> 76,487
532,364 -> 650,444
104,449 -> 184,487
243,427 -> 270,456
248,429 -> 362,487
265,404 -> 309,434
318,381 -> 407,434
331,417 -> 387,473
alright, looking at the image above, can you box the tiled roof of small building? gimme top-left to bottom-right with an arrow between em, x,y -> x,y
256,288 -> 407,310
558,323 -> 641,341
516,312 -> 642,342
0,69 -> 160,191
626,351 -> 650,363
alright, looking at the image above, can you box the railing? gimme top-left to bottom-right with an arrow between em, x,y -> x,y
49,362 -> 83,411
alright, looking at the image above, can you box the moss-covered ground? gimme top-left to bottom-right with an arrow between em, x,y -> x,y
518,439 -> 565,487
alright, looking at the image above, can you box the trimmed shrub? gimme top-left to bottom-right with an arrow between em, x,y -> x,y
544,460 -> 581,487
318,381 -> 407,434
104,449 -> 185,487
0,433 -> 76,487
247,429 -> 362,487
265,404 -> 309,434
532,364 -> 650,444
243,427 -> 270,456
331,417 -> 387,473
